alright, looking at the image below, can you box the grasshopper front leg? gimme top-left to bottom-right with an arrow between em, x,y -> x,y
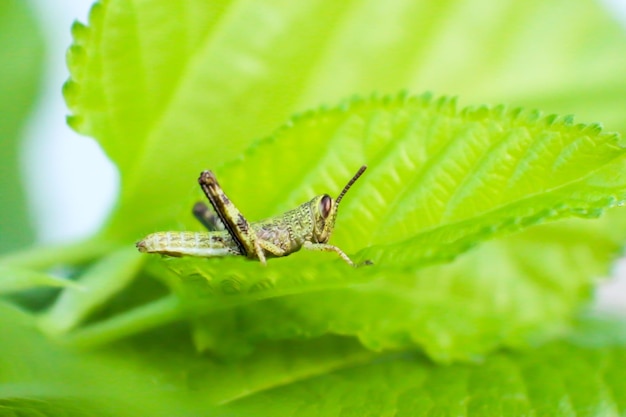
303,241 -> 355,266
198,171 -> 270,264
303,242 -> 372,267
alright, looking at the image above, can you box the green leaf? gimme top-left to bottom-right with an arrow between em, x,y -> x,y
172,95 -> 626,265
51,95 -> 626,361
65,0 -> 626,240
0,0 -> 44,253
146,213 -> 624,363
0,302 -> 185,416
0,266 -> 79,295
0,399 -> 115,417
224,324 -> 626,416
55,0 -> 626,365
3,301 -> 626,416
96,95 -> 621,362
0,301 -> 374,416
38,246 -> 144,335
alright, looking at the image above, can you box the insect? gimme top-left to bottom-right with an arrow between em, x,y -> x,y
136,166 -> 369,267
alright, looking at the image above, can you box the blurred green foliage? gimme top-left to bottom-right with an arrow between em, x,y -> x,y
0,0 -> 44,253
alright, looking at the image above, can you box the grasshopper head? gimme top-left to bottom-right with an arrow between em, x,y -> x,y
311,165 -> 367,243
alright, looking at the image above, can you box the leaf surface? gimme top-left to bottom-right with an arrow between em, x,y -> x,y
3,302 -> 626,416
65,0 -> 626,239
118,94 -> 626,361
0,266 -> 78,295
52,93 -> 626,361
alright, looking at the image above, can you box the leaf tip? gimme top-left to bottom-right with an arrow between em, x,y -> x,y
562,114 -> 575,125
87,1 -> 105,28
434,95 -> 458,114
66,114 -> 84,133
66,44 -> 87,78
70,20 -> 88,42
62,79 -> 80,108
582,122 -> 604,135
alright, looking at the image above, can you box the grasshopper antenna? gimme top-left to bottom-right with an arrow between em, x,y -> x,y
335,165 -> 367,207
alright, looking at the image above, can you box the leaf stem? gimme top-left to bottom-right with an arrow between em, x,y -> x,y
56,294 -> 185,349
0,239 -> 116,270
39,246 -> 146,335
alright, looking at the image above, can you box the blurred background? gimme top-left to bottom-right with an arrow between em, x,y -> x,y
21,0 -> 117,246
1,0 -> 625,310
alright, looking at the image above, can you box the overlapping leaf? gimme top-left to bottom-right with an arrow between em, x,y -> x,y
78,94 -> 625,362
162,211 -> 625,363
64,0 -> 626,240
225,331 -> 626,416
4,302 -> 626,416
170,95 -> 626,264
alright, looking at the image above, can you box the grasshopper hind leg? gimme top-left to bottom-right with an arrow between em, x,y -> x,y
198,170 -> 267,264
193,202 -> 225,232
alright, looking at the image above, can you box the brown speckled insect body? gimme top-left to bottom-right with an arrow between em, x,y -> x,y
137,166 -> 368,266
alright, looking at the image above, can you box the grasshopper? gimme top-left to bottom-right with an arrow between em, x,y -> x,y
136,166 -> 368,266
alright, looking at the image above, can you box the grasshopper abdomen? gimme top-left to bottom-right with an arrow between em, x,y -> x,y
137,231 -> 240,257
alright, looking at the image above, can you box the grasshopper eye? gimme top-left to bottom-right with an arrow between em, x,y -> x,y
319,195 -> 332,219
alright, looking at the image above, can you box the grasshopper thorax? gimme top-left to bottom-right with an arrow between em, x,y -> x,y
310,165 -> 367,244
